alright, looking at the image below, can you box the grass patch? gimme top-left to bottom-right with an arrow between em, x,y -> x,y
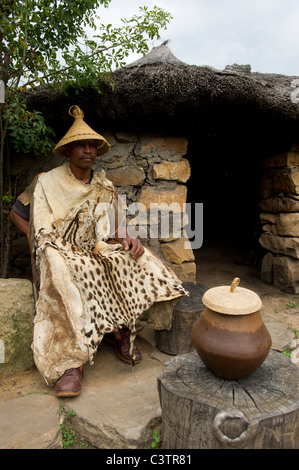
281,347 -> 292,358
150,429 -> 161,449
286,297 -> 299,309
59,402 -> 95,449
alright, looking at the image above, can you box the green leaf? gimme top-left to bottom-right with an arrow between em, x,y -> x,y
0,0 -> 172,165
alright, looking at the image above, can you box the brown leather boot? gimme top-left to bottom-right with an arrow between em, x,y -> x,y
54,367 -> 83,397
105,329 -> 142,365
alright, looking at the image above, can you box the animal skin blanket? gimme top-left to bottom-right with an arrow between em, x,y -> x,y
20,163 -> 188,386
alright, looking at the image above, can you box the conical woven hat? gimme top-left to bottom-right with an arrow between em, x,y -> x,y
202,277 -> 262,315
53,105 -> 111,157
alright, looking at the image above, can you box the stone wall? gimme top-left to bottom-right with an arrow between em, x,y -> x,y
96,131 -> 196,283
10,131 -> 196,283
259,143 -> 299,293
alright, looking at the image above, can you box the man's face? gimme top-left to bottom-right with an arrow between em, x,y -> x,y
67,139 -> 98,171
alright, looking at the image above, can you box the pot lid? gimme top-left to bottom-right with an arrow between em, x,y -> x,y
202,277 -> 262,315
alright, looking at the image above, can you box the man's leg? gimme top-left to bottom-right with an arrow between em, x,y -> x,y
105,329 -> 142,364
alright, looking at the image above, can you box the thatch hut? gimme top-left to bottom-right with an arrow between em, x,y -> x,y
14,44 -> 299,292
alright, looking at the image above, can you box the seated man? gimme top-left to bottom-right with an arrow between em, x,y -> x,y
10,105 -> 188,398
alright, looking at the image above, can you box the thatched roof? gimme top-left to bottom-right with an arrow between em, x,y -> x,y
124,41 -> 188,68
27,44 -> 299,146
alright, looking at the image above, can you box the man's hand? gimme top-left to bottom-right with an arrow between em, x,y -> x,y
121,236 -> 145,260
115,226 -> 145,259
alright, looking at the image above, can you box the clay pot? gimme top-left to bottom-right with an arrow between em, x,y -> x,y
191,278 -> 272,380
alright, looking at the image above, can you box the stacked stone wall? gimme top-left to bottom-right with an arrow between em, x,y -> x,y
96,131 -> 196,283
259,143 -> 299,293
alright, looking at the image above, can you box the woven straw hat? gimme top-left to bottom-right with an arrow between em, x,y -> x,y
53,105 -> 111,157
202,277 -> 262,315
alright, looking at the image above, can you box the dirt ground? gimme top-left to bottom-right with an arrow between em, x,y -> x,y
1,241 -> 298,404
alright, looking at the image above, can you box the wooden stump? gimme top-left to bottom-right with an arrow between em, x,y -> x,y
157,350 -> 299,449
155,282 -> 208,355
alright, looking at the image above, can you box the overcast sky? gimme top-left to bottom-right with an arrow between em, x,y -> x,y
96,0 -> 299,76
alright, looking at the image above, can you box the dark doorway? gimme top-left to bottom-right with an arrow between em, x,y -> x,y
186,132 -> 262,266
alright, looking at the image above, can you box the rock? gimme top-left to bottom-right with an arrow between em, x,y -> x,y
259,152 -> 299,168
290,339 -> 299,349
260,212 -> 278,224
264,316 -> 297,351
99,142 -> 135,162
161,237 -> 195,264
260,239 -> 299,293
259,233 -> 299,259
291,347 -> 299,366
273,171 -> 299,195
99,154 -> 127,169
261,212 -> 299,237
0,394 -> 62,449
153,159 -> 191,183
136,136 -> 188,160
258,197 -> 299,213
272,256 -> 299,294
105,166 -> 146,187
137,184 -> 187,211
0,279 -> 35,377
276,213 -> 299,237
60,338 -> 168,449
0,329 -> 172,450
262,223 -> 278,235
170,262 -> 197,283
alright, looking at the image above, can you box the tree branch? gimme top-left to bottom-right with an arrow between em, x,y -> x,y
15,28 -> 151,91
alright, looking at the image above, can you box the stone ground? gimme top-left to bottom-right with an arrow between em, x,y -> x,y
0,242 -> 298,449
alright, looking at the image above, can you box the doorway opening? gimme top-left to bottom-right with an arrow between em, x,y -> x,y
186,131 -> 263,284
